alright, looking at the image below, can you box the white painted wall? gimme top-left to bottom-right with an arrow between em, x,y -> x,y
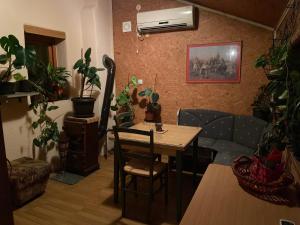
0,0 -> 114,163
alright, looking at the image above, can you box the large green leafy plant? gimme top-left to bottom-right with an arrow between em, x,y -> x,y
111,75 -> 138,112
30,97 -> 60,148
73,48 -> 104,98
255,41 -> 300,159
29,70 -> 61,148
0,34 -> 36,82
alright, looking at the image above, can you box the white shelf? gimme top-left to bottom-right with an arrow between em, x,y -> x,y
4,92 -> 39,99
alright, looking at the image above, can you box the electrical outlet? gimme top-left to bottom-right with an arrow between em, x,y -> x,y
138,79 -> 143,85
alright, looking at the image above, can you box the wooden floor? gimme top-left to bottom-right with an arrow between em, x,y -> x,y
14,155 -> 197,225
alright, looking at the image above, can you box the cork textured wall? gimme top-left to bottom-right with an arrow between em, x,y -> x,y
112,0 -> 273,124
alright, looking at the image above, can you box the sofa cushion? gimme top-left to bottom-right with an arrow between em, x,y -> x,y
178,109 -> 234,141
211,140 -> 255,165
200,116 -> 234,141
197,137 -> 217,148
233,115 -> 267,149
211,140 -> 254,155
213,151 -> 248,165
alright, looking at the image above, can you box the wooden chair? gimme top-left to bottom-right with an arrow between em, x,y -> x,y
113,126 -> 168,222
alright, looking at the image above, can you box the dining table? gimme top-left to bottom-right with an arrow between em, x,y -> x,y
112,122 -> 202,222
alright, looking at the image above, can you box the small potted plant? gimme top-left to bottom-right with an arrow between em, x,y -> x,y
0,34 -> 36,94
45,63 -> 70,101
72,48 -> 104,117
138,88 -> 161,122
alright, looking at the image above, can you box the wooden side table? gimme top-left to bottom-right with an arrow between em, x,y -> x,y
63,116 -> 99,176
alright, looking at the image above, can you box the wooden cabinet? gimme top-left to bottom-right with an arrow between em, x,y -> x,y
63,116 -> 99,176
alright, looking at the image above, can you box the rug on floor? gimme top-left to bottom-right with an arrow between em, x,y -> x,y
50,171 -> 84,185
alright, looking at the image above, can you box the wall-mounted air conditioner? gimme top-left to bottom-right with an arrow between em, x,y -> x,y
137,6 -> 195,34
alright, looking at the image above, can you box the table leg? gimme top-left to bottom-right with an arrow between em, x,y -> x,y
176,150 -> 182,222
114,145 -> 119,203
193,138 -> 198,187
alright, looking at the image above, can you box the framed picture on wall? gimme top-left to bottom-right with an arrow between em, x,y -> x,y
186,41 -> 242,83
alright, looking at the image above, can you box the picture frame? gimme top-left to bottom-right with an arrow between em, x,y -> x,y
186,41 -> 242,83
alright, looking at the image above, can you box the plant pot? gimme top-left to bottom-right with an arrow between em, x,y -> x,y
16,80 -> 34,92
0,82 -> 17,95
145,110 -> 155,122
71,97 -> 95,118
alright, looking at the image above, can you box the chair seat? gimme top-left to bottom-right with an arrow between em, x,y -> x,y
124,160 -> 167,177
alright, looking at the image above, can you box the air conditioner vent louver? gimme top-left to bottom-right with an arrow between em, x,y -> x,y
140,23 -> 188,33
137,6 -> 195,34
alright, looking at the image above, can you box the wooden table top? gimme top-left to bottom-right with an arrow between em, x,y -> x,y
180,164 -> 300,225
115,123 -> 202,156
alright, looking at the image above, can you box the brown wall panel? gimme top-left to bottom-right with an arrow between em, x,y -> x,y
112,0 -> 272,124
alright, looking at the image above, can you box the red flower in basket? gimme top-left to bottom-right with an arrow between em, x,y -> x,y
266,148 -> 282,163
250,150 -> 284,183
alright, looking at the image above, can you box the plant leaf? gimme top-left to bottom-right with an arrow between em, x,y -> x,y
138,90 -> 145,97
33,138 -> 41,147
32,121 -> 39,129
13,73 -> 25,81
0,54 -> 8,64
73,59 -> 84,69
151,92 -> 159,103
48,105 -> 59,111
144,88 -> 152,96
110,104 -> 118,111
13,46 -> 25,69
131,75 -> 137,87
84,48 -> 91,65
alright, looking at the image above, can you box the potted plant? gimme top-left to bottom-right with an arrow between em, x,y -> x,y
138,88 -> 161,122
0,34 -> 36,94
44,63 -> 70,101
255,40 -> 300,160
72,48 -> 104,117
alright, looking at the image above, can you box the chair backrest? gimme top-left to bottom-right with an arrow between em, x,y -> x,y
113,126 -> 155,177
114,111 -> 134,128
98,55 -> 116,140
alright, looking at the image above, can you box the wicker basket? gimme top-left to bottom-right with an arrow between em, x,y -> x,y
232,156 -> 294,194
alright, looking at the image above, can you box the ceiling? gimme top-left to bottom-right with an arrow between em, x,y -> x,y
183,0 -> 289,28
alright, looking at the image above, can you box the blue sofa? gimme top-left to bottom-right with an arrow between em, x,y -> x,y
178,109 -> 268,165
